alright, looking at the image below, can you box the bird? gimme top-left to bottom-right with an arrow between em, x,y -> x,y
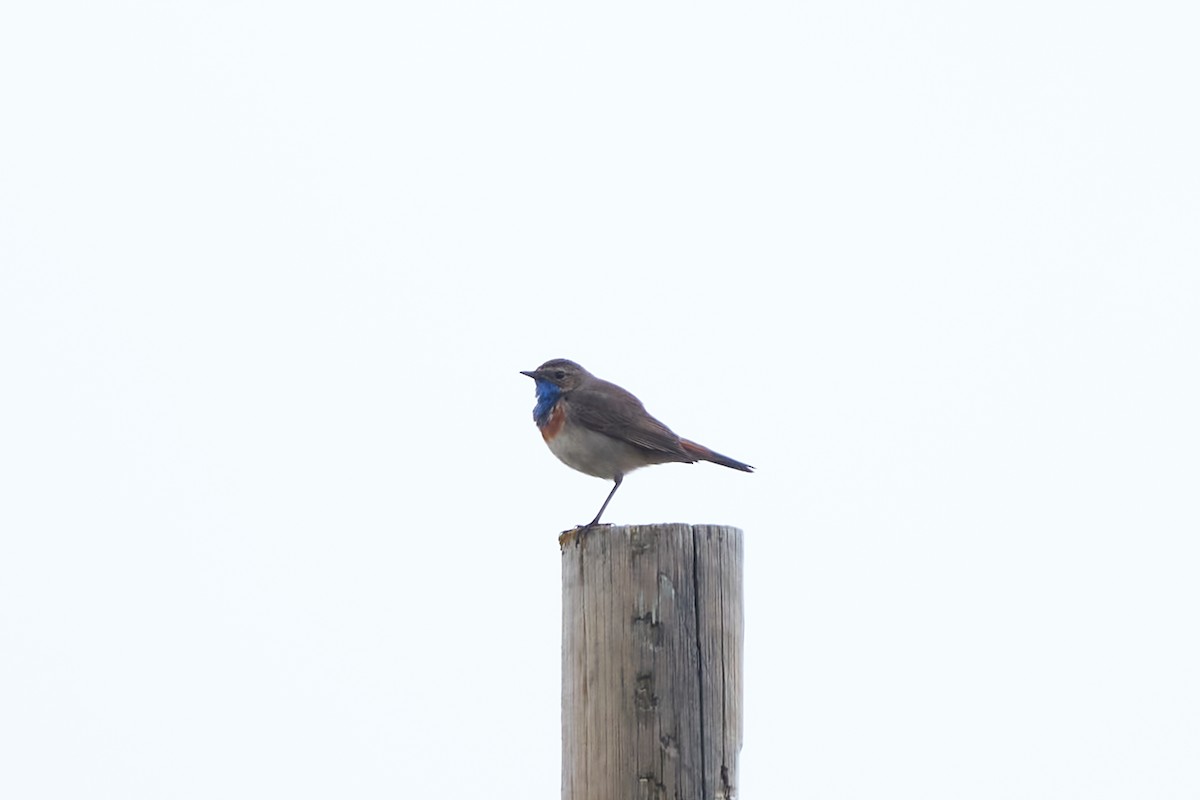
520,358 -> 753,528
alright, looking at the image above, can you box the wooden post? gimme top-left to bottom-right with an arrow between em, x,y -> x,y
561,523 -> 744,800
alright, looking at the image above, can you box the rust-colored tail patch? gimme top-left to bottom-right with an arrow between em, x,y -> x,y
680,438 -> 754,472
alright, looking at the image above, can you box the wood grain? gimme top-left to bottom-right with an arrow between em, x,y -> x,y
562,524 -> 744,800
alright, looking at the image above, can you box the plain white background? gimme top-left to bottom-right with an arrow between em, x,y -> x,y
2,1 -> 1197,797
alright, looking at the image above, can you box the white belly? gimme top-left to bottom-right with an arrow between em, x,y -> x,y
546,424 -> 649,479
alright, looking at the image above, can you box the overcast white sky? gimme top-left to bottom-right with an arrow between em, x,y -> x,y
2,1 -> 1198,798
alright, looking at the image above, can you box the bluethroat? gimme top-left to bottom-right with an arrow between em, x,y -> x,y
521,358 -> 753,527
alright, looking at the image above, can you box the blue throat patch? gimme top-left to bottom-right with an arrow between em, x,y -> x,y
532,380 -> 561,427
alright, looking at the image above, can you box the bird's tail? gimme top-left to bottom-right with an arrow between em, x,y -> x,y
680,439 -> 754,472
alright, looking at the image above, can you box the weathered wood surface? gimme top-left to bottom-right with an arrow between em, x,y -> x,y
561,523 -> 744,800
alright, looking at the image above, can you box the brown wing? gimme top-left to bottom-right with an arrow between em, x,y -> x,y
564,379 -> 693,459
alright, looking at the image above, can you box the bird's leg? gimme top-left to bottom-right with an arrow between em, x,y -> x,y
585,474 -> 623,527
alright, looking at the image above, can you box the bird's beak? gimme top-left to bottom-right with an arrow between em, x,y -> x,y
520,370 -> 537,379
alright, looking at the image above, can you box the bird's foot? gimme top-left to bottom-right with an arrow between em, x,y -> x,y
558,522 -> 611,548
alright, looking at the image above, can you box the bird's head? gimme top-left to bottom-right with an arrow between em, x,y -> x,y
520,358 -> 590,391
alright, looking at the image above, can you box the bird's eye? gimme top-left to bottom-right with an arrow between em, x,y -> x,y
555,370 -> 566,379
